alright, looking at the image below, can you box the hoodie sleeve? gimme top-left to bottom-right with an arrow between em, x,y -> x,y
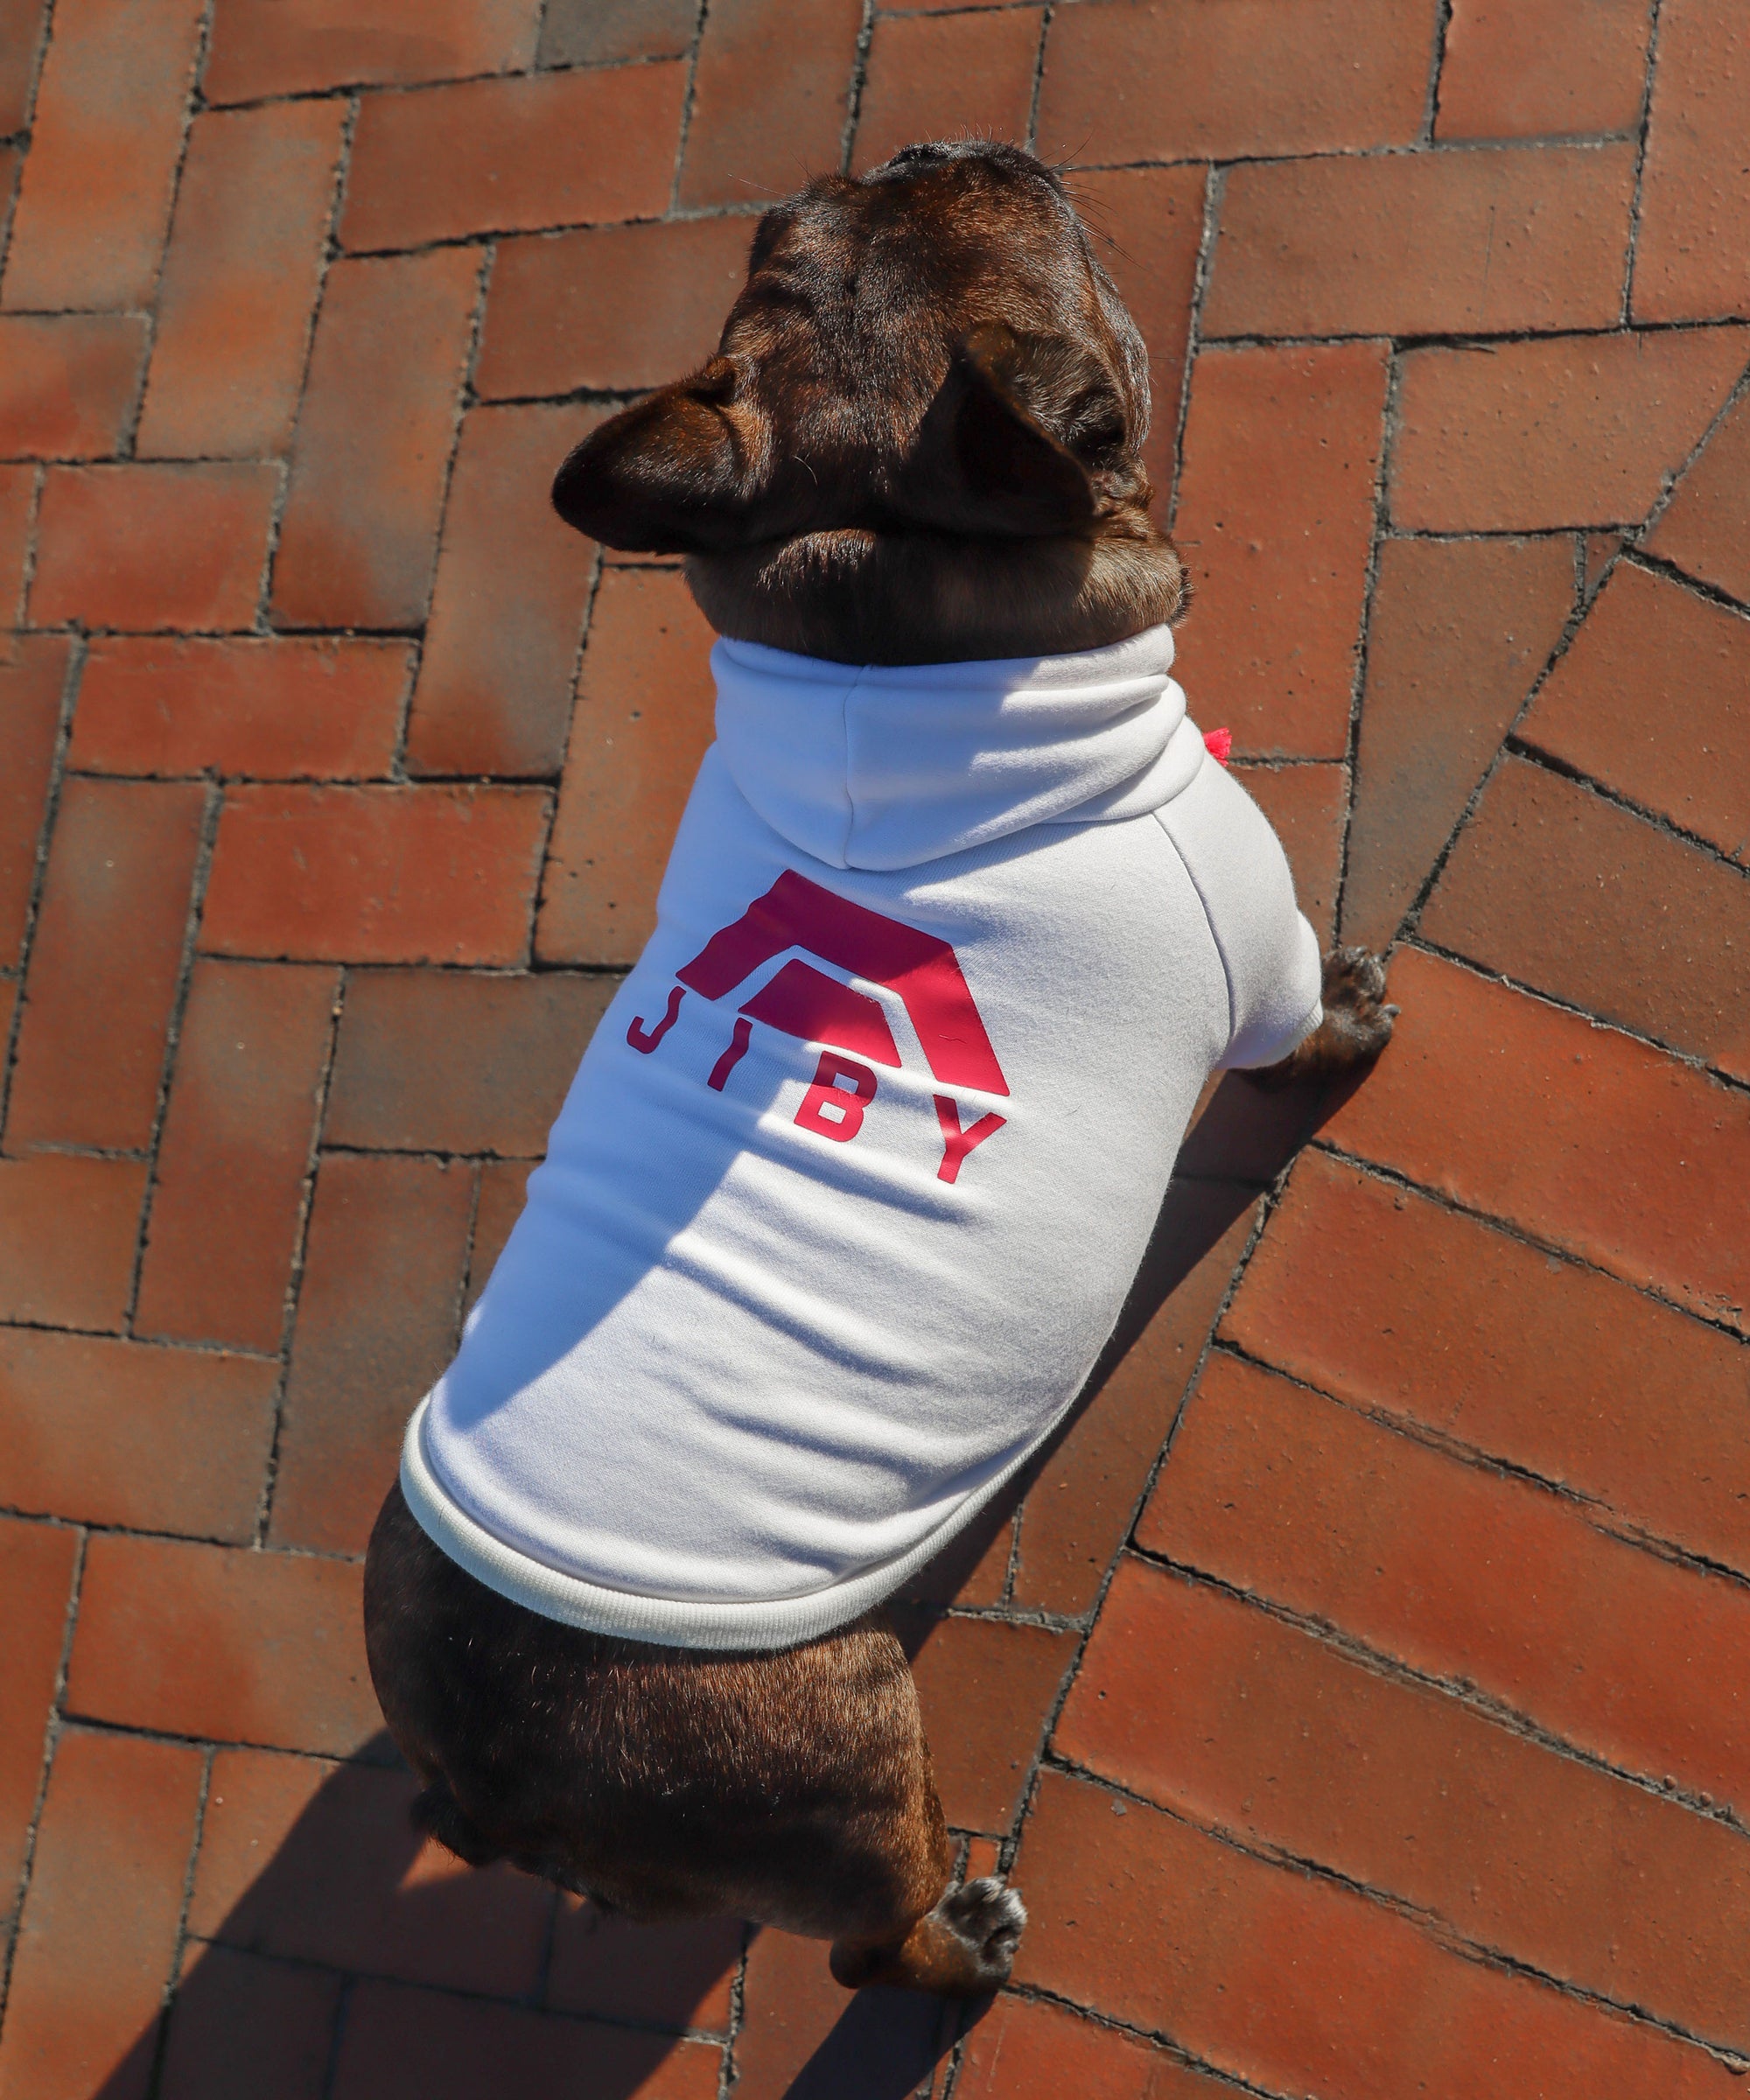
1156,756 -> 1324,1071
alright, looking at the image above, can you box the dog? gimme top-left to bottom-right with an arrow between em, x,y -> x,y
364,138 -> 1394,1998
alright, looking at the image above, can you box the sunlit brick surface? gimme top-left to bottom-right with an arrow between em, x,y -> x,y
0,3 -> 1745,2093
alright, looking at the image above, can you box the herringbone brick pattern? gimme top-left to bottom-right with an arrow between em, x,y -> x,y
1,2 -> 1746,2095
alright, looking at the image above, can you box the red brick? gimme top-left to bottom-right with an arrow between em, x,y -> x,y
1322,947 -> 1750,1329
270,249 -> 480,632
0,1156 -> 145,1329
959,1995 -> 1224,2100
161,1945 -> 340,2100
548,1900 -> 740,2031
0,315 -> 147,460
1012,1182 -> 1260,1615
1205,146 -> 1635,340
1013,1768 -> 1740,2100
1143,1352 -> 1750,1808
342,62 -> 684,254
1227,1149 -> 1750,1578
71,637 -> 410,781
851,9 -> 1042,174
330,1979 -> 721,2100
0,1517 -> 77,1911
1632,0 -> 1750,321
202,0 -> 542,104
0,1729 -> 204,2100
134,959 -> 339,1352
326,968 -> 613,1153
1423,755 -> 1750,1076
66,1535 -> 377,1754
0,0 -> 203,312
0,634 -> 67,968
0,0 -> 47,134
1391,327 -> 1747,531
189,1748 -> 550,1996
1521,562 -> 1750,863
1341,535 -> 1576,950
0,1331 -> 274,1539
465,1158 -> 535,1312
1232,765 -> 1344,942
476,217 -> 752,401
1645,383 -> 1750,603
136,102 -> 349,461
0,463 -> 34,637
904,1615 -> 1075,1832
538,0 -> 696,66
406,401 -> 604,779
6,776 -> 204,1149
1062,1560 -> 1750,2054
201,784 -> 549,966
1172,342 -> 1389,760
732,1925 -> 956,2100
1071,165 -> 1205,505
680,0 -> 862,207
269,1152 -> 472,1555
31,463 -> 277,631
536,567 -> 716,965
1037,0 -> 1438,164
1436,0 -> 1653,138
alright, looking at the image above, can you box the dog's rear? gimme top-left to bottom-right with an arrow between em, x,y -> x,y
364,138 -> 1390,1996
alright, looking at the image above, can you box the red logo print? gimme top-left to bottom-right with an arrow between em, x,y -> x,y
626,872 -> 1008,1182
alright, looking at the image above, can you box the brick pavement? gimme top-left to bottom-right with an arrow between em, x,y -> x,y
1,1 -> 1747,2094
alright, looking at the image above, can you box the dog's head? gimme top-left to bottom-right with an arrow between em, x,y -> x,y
552,141 -> 1185,664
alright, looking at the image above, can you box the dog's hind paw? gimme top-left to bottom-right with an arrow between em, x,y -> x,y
937,1877 -> 1027,1986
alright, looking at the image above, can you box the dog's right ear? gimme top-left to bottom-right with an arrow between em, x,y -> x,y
552,356 -> 775,555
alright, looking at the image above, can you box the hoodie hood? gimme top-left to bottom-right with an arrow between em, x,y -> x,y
710,624 -> 1208,872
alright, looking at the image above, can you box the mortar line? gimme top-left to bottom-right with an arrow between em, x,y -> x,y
1421,0 -> 1454,144
1309,1133 -> 1749,1342
253,966 -> 346,1546
143,1745 -> 216,2100
123,779 -> 222,1337
0,1526 -> 84,2033
258,92 -> 360,634
1034,1749 -> 1750,2068
0,631 -> 80,1142
1332,346 -> 1399,936
0,0 -> 60,285
1620,0 -> 1666,326
1205,1328 -> 1750,1598
668,0 -> 712,215
1024,2 -> 1054,157
1502,732 -> 1750,872
1166,163 -> 1222,530
839,0 -> 878,174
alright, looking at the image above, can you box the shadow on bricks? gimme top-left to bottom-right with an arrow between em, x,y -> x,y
896,1062 -> 1366,1611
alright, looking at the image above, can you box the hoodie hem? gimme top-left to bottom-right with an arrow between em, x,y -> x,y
400,1394 -> 1044,1653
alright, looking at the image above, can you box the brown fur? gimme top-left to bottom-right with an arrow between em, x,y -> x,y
364,138 -> 1391,1998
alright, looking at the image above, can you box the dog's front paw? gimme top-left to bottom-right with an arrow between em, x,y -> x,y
936,1876 -> 1026,1989
1248,945 -> 1396,1090
1320,944 -> 1396,1060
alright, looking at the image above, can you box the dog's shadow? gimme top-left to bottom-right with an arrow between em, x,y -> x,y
84,1069 -> 1347,2100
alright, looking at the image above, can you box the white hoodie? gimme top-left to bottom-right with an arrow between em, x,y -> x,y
402,624 -> 1321,1649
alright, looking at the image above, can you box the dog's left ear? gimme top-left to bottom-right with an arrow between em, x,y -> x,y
551,356 -> 775,554
896,323 -> 1116,538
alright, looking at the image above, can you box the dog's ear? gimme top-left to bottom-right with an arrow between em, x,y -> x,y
551,356 -> 774,554
898,323 -> 1110,538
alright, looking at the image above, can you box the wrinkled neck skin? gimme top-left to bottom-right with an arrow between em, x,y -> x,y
683,517 -> 1186,668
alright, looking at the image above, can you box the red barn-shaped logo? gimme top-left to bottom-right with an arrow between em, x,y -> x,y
627,872 -> 1007,1183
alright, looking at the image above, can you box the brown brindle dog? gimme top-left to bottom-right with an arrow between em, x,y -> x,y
364,140 -> 1393,1997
